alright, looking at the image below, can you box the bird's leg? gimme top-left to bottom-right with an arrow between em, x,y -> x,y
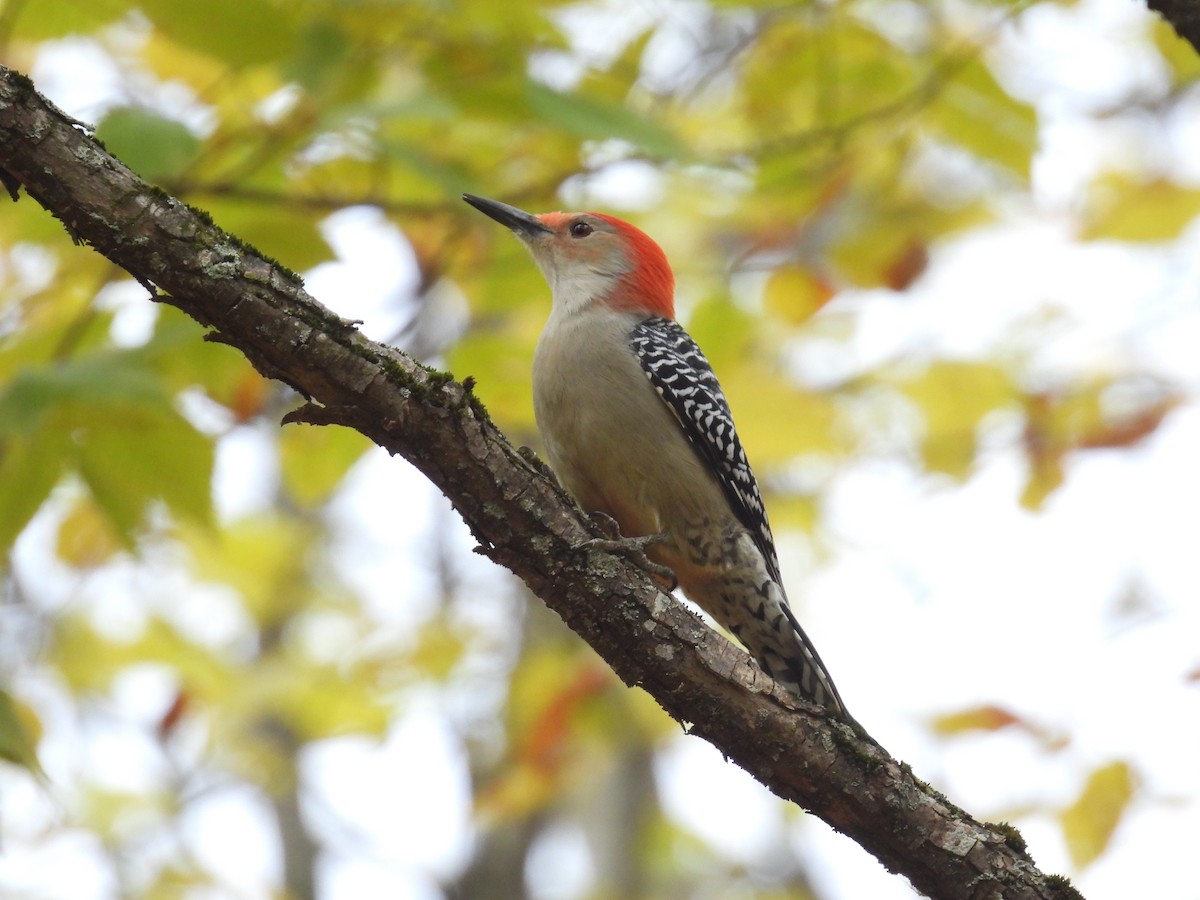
581,512 -> 678,591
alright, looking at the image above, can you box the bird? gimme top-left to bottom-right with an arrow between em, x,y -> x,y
463,193 -> 850,718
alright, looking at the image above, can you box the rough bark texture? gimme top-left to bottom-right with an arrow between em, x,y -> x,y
0,66 -> 1083,900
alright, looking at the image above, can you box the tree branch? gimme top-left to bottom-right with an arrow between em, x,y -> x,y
0,65 -> 1080,900
1146,0 -> 1200,56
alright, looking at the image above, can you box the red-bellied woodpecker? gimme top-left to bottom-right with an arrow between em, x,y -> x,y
463,193 -> 850,717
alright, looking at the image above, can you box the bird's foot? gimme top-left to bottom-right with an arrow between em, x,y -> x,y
581,512 -> 678,591
586,511 -> 624,540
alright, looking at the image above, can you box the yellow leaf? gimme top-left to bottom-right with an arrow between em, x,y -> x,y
183,516 -> 313,628
80,786 -> 169,838
932,704 -> 1066,750
407,620 -> 468,681
1082,175 -> 1200,243
279,423 -> 371,509
764,266 -> 836,324
284,665 -> 391,741
1020,448 -> 1064,511
446,303 -> 544,435
684,297 -> 754,371
213,656 -> 391,759
140,27 -> 229,90
715,365 -> 851,464
57,497 -> 122,569
832,193 -> 992,288
52,613 -> 233,701
1059,761 -> 1136,869
766,492 -> 820,535
899,361 -> 1018,479
1152,19 -> 1200,83
931,705 -> 1021,736
475,760 -> 558,821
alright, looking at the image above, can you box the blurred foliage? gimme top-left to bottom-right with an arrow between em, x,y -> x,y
1059,761 -> 1137,870
0,0 -> 1193,897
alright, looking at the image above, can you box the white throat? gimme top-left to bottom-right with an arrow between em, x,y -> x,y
533,256 -> 621,318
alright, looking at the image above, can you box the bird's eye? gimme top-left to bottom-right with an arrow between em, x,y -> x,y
570,221 -> 593,238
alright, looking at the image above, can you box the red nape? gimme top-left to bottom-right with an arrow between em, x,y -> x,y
594,214 -> 676,320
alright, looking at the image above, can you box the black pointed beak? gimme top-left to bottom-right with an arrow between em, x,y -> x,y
463,194 -> 552,238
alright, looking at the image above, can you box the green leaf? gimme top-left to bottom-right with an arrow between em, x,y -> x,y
137,305 -> 261,405
0,354 -> 214,542
0,356 -> 152,550
76,403 -> 214,537
927,57 -> 1038,177
0,355 -> 165,436
202,200 -> 334,271
525,81 -> 682,158
0,688 -> 45,779
284,20 -> 354,92
137,0 -> 298,66
6,0 -> 125,40
96,108 -> 202,182
377,139 -> 474,200
0,432 -> 68,552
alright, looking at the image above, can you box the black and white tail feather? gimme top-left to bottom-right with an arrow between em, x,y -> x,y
630,316 -> 850,717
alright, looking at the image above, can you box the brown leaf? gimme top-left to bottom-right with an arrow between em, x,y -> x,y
883,239 -> 929,291
521,664 -> 609,772
1077,396 -> 1179,450
229,370 -> 270,423
157,691 -> 190,741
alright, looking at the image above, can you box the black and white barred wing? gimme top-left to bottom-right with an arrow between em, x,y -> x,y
629,316 -> 782,582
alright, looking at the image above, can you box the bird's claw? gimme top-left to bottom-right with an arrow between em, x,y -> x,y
580,513 -> 678,591
587,510 -> 623,539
